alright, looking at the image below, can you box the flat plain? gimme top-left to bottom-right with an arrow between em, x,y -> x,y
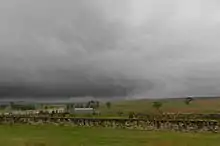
98,97 -> 220,116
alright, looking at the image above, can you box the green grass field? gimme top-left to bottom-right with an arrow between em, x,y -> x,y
0,98 -> 220,146
0,125 -> 219,146
98,98 -> 220,116
2,97 -> 220,118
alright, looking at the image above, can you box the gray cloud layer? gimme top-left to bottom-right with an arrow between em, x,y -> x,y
0,0 -> 220,98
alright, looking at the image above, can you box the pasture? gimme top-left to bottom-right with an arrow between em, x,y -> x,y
2,97 -> 220,118
98,98 -> 220,116
0,98 -> 220,146
0,125 -> 219,146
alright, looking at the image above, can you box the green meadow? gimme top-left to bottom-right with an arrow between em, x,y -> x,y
0,125 -> 219,146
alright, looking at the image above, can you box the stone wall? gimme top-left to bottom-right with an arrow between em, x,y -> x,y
0,115 -> 219,133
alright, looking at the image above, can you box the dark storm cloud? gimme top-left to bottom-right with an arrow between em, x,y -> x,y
0,0 -> 153,98
0,0 -> 220,98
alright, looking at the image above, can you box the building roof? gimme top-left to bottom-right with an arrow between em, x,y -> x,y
74,108 -> 94,111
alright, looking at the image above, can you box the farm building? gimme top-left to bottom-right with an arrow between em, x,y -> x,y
73,108 -> 95,114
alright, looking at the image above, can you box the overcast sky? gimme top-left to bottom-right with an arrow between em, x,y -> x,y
0,0 -> 220,99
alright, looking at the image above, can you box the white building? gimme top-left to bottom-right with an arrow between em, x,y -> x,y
73,108 -> 95,114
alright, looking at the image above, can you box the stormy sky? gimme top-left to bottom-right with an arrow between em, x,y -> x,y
0,0 -> 220,99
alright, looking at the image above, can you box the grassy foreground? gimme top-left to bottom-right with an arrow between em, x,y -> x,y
0,125 -> 219,146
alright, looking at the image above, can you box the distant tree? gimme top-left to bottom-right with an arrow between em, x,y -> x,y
89,100 -> 95,108
51,110 -> 55,115
185,97 -> 194,105
129,112 -> 135,119
106,102 -> 111,109
86,100 -> 99,109
152,101 -> 162,111
44,106 -> 48,110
